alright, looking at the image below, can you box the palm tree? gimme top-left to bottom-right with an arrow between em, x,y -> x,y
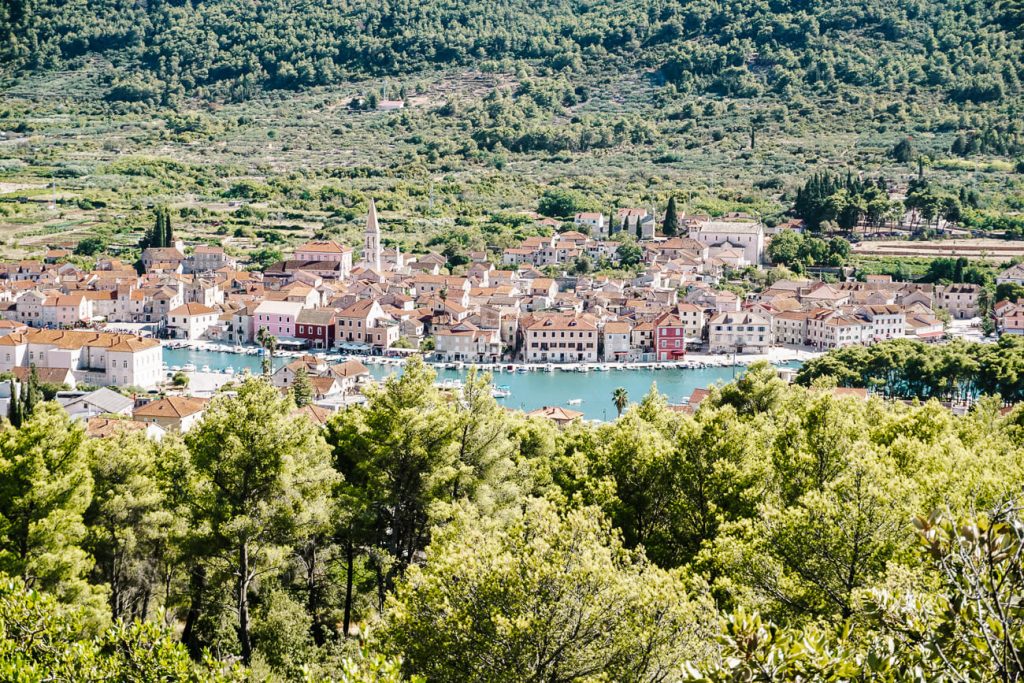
256,326 -> 277,376
612,387 -> 628,418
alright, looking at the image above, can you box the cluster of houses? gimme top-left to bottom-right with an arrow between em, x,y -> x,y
0,201 -> 996,391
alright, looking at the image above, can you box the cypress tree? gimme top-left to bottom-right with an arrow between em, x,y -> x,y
663,196 -> 678,237
23,364 -> 42,417
7,379 -> 23,428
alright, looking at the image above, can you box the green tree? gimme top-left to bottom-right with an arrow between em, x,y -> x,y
891,137 -> 915,163
291,366 -> 314,407
0,404 -> 103,620
612,387 -> 628,417
184,379 -> 338,663
767,230 -> 803,268
83,431 -> 180,622
256,327 -> 277,376
617,242 -> 643,268
325,357 -> 456,609
0,575 -> 243,681
537,188 -> 591,219
663,196 -> 679,237
380,499 -> 715,682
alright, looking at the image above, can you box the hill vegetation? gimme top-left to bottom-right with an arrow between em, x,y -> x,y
2,0 -> 1022,105
2,361 -> 1024,679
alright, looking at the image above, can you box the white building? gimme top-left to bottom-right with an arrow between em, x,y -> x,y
707,311 -> 772,354
601,320 -> 632,362
573,212 -> 606,237
167,303 -> 220,340
859,305 -> 906,341
689,220 -> 765,266
523,314 -> 598,363
997,263 -> 1024,287
434,323 -> 503,363
184,245 -> 237,274
0,329 -> 163,389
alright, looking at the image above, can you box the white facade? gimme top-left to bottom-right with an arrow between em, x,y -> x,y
708,311 -> 772,354
689,221 -> 765,266
0,329 -> 163,389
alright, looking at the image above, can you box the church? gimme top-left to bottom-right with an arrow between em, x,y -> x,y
358,198 -> 404,273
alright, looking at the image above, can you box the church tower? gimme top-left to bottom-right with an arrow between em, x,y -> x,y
364,198 -> 382,272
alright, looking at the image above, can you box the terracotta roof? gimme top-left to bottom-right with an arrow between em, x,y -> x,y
2,329 -> 160,352
294,404 -> 332,426
134,396 -> 208,419
527,406 -> 584,422
85,417 -> 151,438
11,366 -> 74,384
330,359 -> 369,378
169,303 -> 217,316
295,241 -> 352,254
525,314 -> 597,332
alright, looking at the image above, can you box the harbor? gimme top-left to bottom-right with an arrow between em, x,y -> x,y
161,344 -> 808,420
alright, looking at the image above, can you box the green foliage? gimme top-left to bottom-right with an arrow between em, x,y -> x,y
74,236 -> 107,256
919,256 -> 992,285
0,575 -> 241,681
538,188 -> 594,219
380,499 -> 715,682
83,431 -> 182,622
4,0 -> 1020,109
767,230 -> 850,270
793,173 -> 897,231
291,366 -> 314,408
795,336 -> 1024,403
891,137 -> 916,163
3,358 -> 1024,679
663,196 -> 678,237
183,379 -> 338,662
0,404 -> 104,622
141,205 -> 174,249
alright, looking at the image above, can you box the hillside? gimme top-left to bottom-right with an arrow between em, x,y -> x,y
0,0 -> 1022,267
1,0 -> 1021,104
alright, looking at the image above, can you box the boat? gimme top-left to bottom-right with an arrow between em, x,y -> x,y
516,366 -> 528,374
225,366 -> 235,375
182,364 -> 196,372
171,365 -> 181,372
491,385 -> 512,398
566,398 -> 583,406
201,365 -> 210,373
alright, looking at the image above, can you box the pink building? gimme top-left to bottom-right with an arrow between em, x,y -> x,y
253,300 -> 305,339
653,312 -> 687,361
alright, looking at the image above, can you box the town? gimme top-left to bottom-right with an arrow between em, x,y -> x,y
2,199 -> 1015,411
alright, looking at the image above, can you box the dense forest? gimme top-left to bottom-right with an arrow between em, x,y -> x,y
2,359 -> 1024,679
0,0 -> 1022,103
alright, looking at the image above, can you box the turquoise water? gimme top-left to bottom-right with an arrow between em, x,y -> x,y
162,347 -> 800,421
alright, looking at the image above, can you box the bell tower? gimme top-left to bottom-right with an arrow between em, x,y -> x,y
364,198 -> 382,272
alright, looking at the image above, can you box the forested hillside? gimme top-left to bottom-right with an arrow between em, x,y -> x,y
1,0 -> 1021,102
3,361 -> 1024,679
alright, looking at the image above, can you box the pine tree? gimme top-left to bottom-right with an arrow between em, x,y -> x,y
663,196 -> 678,237
292,366 -> 314,407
